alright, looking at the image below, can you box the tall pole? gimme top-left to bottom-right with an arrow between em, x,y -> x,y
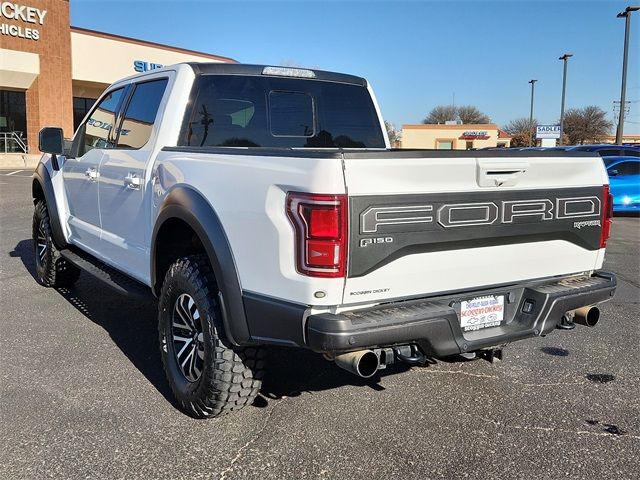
616,7 -> 640,145
558,54 -> 573,146
528,79 -> 537,146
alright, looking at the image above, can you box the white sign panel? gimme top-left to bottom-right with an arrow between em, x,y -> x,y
536,125 -> 561,139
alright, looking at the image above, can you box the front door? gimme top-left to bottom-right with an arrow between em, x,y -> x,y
62,88 -> 126,255
98,77 -> 169,283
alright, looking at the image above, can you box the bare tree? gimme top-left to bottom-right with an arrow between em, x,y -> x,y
503,117 -> 537,147
561,106 -> 613,145
423,105 -> 458,124
457,105 -> 491,124
423,105 -> 491,124
384,121 -> 401,147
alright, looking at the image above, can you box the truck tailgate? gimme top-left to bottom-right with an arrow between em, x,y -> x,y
342,151 -> 609,304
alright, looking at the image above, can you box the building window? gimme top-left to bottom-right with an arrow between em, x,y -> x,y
436,139 -> 454,150
497,142 -> 507,148
73,97 -> 98,132
0,90 -> 27,150
465,141 -> 473,150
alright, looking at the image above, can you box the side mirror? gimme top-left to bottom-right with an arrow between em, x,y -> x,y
608,169 -> 619,177
39,127 -> 64,155
39,127 -> 64,171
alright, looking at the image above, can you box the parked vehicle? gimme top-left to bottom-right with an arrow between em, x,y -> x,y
568,144 -> 640,157
33,63 -> 616,418
605,156 -> 640,212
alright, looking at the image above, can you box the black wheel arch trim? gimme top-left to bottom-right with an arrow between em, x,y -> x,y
151,185 -> 250,346
32,163 -> 67,249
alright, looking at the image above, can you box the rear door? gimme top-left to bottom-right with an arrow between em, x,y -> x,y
63,87 -> 126,254
97,76 -> 169,282
342,151 -> 608,304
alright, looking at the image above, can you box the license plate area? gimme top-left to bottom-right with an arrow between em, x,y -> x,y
459,295 -> 505,332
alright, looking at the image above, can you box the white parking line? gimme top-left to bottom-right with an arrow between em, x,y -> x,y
4,170 -> 23,176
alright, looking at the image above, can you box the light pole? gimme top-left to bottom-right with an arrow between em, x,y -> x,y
616,6 -> 640,145
558,53 -> 573,146
528,79 -> 537,146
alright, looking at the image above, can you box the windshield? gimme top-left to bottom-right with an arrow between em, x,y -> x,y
179,74 -> 386,148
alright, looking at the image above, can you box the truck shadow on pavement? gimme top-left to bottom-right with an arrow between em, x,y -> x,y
12,238 -> 405,412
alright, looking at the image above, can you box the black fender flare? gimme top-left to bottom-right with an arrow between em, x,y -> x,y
32,163 -> 68,249
151,186 -> 250,346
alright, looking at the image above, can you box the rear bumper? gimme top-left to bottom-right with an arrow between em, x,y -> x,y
305,271 -> 616,355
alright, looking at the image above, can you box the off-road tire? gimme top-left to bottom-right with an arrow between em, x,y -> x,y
32,200 -> 80,288
158,254 -> 265,418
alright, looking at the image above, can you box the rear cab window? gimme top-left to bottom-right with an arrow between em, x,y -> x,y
179,74 -> 385,149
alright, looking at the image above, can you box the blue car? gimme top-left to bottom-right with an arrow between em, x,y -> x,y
605,156 -> 640,213
569,144 -> 640,157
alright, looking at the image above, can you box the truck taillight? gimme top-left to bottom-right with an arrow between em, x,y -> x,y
600,184 -> 613,248
286,192 -> 347,278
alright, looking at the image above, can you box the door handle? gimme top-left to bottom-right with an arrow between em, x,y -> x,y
476,159 -> 529,187
124,173 -> 141,190
85,167 -> 99,181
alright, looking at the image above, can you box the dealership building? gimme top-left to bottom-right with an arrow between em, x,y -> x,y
0,0 -> 235,156
401,123 -> 511,150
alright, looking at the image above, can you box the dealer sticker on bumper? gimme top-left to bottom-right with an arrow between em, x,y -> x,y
460,295 -> 505,332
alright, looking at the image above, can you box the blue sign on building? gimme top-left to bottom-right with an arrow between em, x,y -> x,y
133,60 -> 164,73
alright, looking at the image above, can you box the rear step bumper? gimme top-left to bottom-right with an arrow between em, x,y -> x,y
305,272 -> 616,355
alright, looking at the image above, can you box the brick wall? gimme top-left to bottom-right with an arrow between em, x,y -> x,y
0,0 -> 73,153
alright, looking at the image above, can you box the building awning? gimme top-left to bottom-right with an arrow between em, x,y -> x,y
0,48 -> 40,89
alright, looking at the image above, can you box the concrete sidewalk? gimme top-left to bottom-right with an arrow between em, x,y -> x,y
0,154 -> 40,170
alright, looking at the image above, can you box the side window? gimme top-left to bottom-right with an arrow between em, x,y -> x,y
269,91 -> 314,137
611,161 -> 640,176
598,149 -> 621,157
116,78 -> 168,149
76,88 -> 125,156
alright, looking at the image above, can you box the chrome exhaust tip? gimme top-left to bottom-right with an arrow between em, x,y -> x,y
573,306 -> 600,327
333,350 -> 380,378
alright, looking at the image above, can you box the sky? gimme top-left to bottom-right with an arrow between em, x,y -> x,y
71,0 -> 640,134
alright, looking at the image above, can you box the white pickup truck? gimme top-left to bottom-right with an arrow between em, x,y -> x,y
33,63 -> 616,418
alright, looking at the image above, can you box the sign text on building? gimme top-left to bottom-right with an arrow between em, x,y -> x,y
459,131 -> 489,140
536,125 -> 561,139
133,60 -> 164,73
0,2 -> 47,41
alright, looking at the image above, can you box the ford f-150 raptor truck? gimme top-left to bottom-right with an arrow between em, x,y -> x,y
32,63 -> 616,418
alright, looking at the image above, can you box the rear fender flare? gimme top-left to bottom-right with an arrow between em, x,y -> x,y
151,186 -> 250,346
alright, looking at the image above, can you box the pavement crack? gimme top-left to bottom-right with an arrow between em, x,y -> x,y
476,416 -> 640,440
217,401 -> 280,480
417,369 -> 498,379
514,381 -> 587,388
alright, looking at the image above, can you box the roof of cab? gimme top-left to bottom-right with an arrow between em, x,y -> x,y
187,63 -> 368,86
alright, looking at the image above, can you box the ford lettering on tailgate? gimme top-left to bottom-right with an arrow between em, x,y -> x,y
349,187 -> 604,277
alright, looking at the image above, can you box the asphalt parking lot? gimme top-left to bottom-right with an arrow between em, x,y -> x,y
1,169 -> 639,479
